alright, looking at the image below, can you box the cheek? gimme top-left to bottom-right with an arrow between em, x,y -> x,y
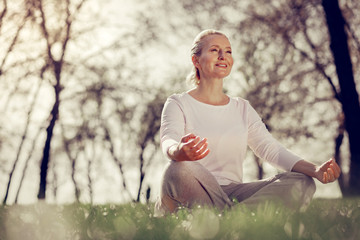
228,58 -> 234,69
199,56 -> 213,68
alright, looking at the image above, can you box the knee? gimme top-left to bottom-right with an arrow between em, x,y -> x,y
164,161 -> 201,183
285,172 -> 316,204
292,172 -> 316,193
160,161 -> 205,208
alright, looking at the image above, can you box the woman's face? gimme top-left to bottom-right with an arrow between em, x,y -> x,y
193,34 -> 233,80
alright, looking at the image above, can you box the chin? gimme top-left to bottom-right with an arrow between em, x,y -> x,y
217,73 -> 231,78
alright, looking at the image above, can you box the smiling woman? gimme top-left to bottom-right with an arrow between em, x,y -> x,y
193,34 -> 233,82
187,30 -> 234,106
186,30 -> 233,87
154,29 -> 341,216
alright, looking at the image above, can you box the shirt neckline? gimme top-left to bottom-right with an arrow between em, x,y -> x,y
184,92 -> 232,108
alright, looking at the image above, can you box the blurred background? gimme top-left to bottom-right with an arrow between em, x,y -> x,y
1,0 -> 359,205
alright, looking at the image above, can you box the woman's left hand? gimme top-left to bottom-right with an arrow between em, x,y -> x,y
315,158 -> 341,184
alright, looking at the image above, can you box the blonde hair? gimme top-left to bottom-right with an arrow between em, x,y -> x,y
186,29 -> 228,86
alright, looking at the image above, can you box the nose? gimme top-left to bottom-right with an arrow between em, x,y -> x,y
218,50 -> 224,60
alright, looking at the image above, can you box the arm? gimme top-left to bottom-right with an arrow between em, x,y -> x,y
291,158 -> 341,184
246,102 -> 341,183
160,96 -> 209,162
246,103 -> 302,171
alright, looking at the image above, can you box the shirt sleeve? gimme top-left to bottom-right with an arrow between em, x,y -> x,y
246,102 -> 302,171
160,95 -> 185,159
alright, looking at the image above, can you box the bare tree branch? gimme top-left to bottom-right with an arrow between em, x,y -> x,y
14,123 -> 44,203
102,122 -> 134,201
0,0 -> 7,31
0,1 -> 30,75
248,10 -> 342,102
3,76 -> 43,204
60,122 -> 81,202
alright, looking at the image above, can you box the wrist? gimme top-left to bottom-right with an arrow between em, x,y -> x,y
167,144 -> 180,161
292,160 -> 317,178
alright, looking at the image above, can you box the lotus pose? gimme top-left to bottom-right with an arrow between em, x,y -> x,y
155,29 -> 341,215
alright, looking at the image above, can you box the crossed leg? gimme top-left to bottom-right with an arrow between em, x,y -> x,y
155,161 -> 316,216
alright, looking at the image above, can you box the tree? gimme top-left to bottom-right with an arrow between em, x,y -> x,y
1,0 -> 143,204
322,0 -> 360,195
33,0 -> 87,199
1,0 -> 46,204
136,92 -> 166,202
236,0 -> 360,193
1,0 -> 89,202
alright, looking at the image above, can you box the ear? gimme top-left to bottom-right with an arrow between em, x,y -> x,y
192,55 -> 200,68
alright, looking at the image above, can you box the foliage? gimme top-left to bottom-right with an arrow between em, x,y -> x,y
1,198 -> 359,240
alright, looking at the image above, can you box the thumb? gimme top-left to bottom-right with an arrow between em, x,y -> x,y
182,133 -> 196,143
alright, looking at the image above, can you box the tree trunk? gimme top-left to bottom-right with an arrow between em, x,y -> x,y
37,92 -> 60,199
322,0 -> 360,195
334,113 -> 346,194
136,152 -> 145,202
37,62 -> 62,199
61,130 -> 81,202
71,157 -> 81,202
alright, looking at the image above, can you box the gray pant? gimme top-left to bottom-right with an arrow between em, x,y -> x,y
155,161 -> 316,215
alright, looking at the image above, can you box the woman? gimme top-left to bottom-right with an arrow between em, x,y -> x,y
155,29 -> 341,215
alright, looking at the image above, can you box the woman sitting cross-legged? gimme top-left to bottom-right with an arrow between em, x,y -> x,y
154,29 -> 341,216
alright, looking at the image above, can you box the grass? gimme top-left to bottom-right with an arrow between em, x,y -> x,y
0,198 -> 359,240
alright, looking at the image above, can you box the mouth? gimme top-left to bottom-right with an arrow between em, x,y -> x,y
215,63 -> 227,68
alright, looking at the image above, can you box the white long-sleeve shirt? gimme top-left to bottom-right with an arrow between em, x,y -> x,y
160,92 -> 302,185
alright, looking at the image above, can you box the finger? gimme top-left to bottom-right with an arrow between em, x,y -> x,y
192,141 -> 209,158
185,136 -> 200,148
320,160 -> 331,171
182,142 -> 197,157
325,159 -> 334,167
331,160 -> 341,175
183,140 -> 207,159
327,168 -> 335,182
323,172 -> 328,183
330,163 -> 341,178
189,136 -> 201,147
192,138 -> 208,152
193,148 -> 210,160
182,133 -> 196,143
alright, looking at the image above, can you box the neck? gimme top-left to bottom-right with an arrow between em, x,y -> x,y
189,77 -> 228,105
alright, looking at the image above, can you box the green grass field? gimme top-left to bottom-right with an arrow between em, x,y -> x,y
1,198 -> 359,240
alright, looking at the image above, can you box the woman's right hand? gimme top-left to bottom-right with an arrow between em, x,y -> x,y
167,133 -> 210,161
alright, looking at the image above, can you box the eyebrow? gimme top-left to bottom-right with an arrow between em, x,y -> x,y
209,44 -> 232,49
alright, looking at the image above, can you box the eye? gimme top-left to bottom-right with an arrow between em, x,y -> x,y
226,50 -> 232,54
210,48 -> 218,52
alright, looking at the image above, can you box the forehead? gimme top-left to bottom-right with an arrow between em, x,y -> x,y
202,34 -> 231,48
